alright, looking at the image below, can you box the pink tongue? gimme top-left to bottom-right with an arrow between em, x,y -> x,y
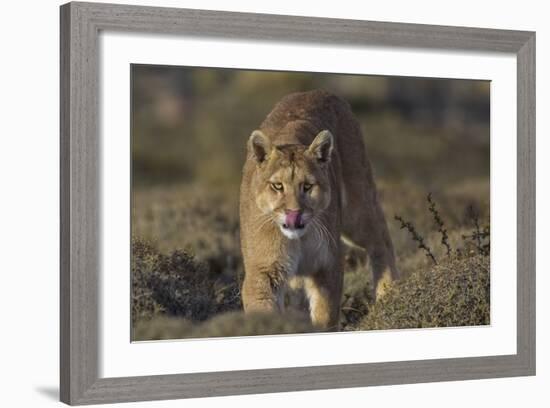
285,211 -> 302,228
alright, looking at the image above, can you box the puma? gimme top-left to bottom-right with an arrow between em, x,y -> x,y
239,89 -> 399,330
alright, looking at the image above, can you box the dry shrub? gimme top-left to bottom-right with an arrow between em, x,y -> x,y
359,254 -> 490,330
132,239 -> 164,322
131,239 -> 242,326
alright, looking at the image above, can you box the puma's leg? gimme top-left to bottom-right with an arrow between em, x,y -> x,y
242,265 -> 286,313
367,200 -> 399,300
304,272 -> 342,331
345,193 -> 399,301
369,247 -> 396,300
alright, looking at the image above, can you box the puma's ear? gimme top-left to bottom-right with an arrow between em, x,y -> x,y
248,130 -> 272,164
307,130 -> 334,165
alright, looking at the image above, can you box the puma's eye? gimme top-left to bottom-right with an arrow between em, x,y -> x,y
303,183 -> 313,192
271,182 -> 283,192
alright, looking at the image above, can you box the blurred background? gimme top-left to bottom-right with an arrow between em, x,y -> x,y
132,65 -> 489,189
131,65 -> 490,340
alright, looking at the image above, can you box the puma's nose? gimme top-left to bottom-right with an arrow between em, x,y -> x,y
283,210 -> 304,229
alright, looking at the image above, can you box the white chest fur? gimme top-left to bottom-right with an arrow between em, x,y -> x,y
284,229 -> 334,277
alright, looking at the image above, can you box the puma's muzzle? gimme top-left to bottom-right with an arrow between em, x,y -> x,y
283,210 -> 305,230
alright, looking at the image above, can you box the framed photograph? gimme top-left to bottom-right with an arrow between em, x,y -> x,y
60,1 -> 535,405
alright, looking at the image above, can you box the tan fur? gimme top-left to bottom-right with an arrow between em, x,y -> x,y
240,90 -> 399,330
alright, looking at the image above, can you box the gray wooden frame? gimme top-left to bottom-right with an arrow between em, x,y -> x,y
60,1 -> 536,405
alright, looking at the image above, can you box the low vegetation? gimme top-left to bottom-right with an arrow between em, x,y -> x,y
132,238 -> 241,325
134,311 -> 316,341
132,185 -> 490,340
359,255 -> 489,330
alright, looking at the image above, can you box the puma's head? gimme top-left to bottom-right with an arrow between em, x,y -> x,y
248,129 -> 334,239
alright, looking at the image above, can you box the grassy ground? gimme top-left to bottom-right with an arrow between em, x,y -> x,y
131,180 -> 490,340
